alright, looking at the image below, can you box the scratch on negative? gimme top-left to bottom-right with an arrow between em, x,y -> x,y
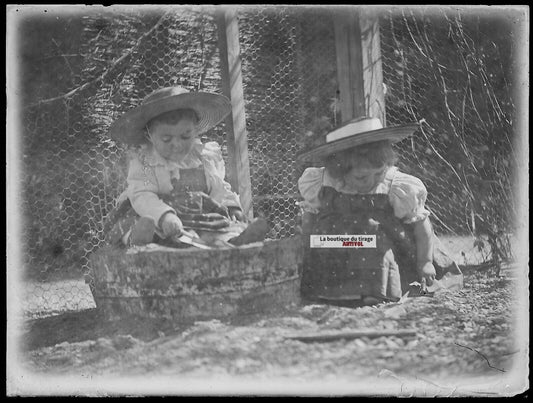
454,342 -> 506,372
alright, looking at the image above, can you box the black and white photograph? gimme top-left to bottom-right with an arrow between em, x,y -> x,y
6,4 -> 529,397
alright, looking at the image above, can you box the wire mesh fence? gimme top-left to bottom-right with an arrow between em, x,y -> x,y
238,6 -> 339,239
15,6 -> 517,318
20,8 -> 228,317
380,8 -> 516,265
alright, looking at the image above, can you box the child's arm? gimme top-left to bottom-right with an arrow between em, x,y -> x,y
202,175 -> 244,221
297,167 -> 326,214
297,167 -> 327,234
202,142 -> 244,216
412,217 -> 437,285
126,154 -> 178,233
389,171 -> 435,285
207,178 -> 242,211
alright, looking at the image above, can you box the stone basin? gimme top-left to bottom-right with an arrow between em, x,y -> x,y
88,236 -> 303,322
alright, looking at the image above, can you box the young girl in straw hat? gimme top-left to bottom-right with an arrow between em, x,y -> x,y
104,86 -> 268,248
297,116 -> 463,305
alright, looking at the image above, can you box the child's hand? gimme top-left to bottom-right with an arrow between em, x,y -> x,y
418,261 -> 436,287
161,213 -> 184,237
228,207 -> 246,222
200,193 -> 229,218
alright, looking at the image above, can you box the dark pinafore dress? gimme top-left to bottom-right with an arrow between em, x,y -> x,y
104,167 -> 232,246
300,186 -> 463,303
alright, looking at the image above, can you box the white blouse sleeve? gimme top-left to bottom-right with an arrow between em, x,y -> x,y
201,141 -> 242,209
126,150 -> 175,228
297,167 -> 326,214
389,171 -> 430,224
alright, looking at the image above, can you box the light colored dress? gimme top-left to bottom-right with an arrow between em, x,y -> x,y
104,139 -> 245,245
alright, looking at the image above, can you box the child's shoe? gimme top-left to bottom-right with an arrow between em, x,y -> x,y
228,218 -> 269,246
129,217 -> 156,246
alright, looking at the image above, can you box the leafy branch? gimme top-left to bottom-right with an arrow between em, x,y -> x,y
24,11 -> 172,109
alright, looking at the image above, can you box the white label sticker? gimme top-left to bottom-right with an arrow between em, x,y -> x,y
309,235 -> 377,248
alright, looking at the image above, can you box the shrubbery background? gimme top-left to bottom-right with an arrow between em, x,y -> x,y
16,6 -> 519,280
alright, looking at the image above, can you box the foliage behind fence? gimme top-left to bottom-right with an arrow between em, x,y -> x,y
380,8 -> 516,263
14,6 -> 518,316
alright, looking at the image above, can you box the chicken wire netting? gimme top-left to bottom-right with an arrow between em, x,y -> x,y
238,7 -> 339,240
19,8 -> 227,317
379,8 -> 516,265
16,6 -> 516,318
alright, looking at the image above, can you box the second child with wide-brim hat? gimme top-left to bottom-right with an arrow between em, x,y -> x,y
296,114 -> 463,306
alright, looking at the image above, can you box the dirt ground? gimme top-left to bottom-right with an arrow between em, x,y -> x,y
11,261 -> 528,397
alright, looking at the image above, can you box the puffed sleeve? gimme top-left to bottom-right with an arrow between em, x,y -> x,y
389,171 -> 430,224
297,167 -> 326,214
126,152 -> 175,228
202,141 -> 242,209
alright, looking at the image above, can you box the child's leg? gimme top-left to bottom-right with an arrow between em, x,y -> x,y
106,215 -> 156,247
105,215 -> 137,246
129,217 -> 157,246
228,217 -> 269,246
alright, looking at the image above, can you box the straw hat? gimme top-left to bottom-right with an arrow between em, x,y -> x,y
297,116 -> 419,163
109,86 -> 232,146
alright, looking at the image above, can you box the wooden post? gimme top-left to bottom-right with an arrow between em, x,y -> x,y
333,8 -> 385,124
216,8 -> 253,219
360,8 -> 386,125
334,8 -> 365,123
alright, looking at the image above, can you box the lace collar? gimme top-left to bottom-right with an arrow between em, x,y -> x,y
325,166 -> 398,194
138,139 -> 204,170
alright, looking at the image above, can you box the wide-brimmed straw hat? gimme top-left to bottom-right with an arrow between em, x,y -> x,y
296,116 -> 419,163
109,86 -> 231,146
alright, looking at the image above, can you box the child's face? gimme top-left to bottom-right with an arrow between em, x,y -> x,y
343,165 -> 386,193
148,117 -> 198,161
